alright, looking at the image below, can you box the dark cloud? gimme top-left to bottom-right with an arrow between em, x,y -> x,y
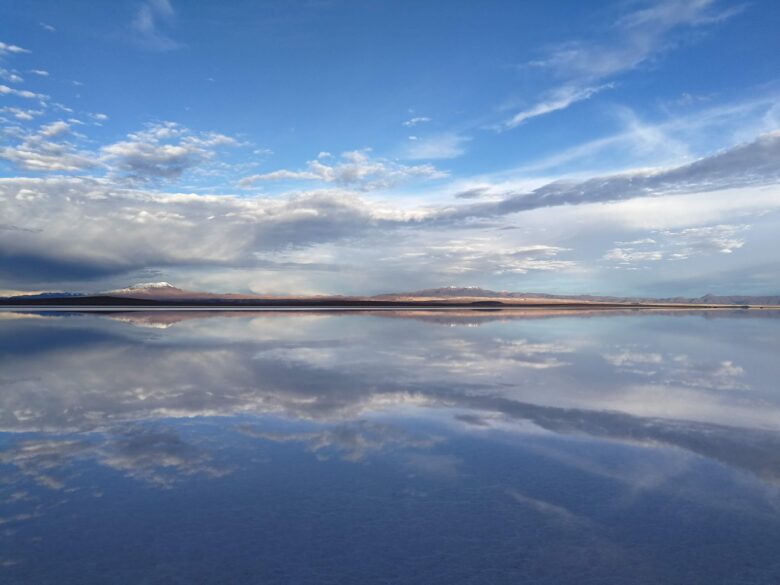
453,187 -> 490,199
435,131 -> 780,221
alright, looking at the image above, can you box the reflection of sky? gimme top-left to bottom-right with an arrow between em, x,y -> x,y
2,311 -> 780,583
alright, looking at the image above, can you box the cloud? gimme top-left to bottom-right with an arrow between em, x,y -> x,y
661,224 -> 749,258
435,131 -> 780,221
239,149 -> 447,191
453,187 -> 491,200
506,0 -> 739,128
131,0 -> 181,51
39,120 -> 71,137
0,107 -> 44,121
402,116 -> 431,127
0,84 -> 47,100
101,122 -> 236,182
0,177 -> 400,282
0,69 -> 23,83
0,121 -> 95,172
30,69 -> 49,77
1,130 -> 778,287
604,224 -> 751,266
0,41 -> 30,57
603,247 -> 664,264
505,84 -> 612,129
403,133 -> 470,160
40,22 -> 56,32
529,0 -> 738,80
401,240 -> 575,276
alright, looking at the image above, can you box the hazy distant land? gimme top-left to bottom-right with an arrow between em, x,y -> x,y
1,282 -> 779,309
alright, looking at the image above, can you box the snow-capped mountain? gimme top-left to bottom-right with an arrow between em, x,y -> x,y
108,282 -> 182,295
107,282 -> 204,299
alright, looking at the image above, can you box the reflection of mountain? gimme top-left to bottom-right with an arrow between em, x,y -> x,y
4,307 -> 777,331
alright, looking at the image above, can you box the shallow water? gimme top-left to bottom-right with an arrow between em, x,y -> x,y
1,309 -> 779,584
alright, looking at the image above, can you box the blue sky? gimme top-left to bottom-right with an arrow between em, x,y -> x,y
0,0 -> 779,296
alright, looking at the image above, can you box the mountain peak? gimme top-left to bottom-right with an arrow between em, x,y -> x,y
113,282 -> 180,293
131,282 -> 178,289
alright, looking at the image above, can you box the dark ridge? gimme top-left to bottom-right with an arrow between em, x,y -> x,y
0,294 -> 760,309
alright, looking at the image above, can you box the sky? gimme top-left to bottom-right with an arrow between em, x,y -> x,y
0,0 -> 779,297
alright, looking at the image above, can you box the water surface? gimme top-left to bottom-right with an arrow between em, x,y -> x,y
2,309 -> 779,584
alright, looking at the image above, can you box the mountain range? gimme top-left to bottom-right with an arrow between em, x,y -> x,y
1,283 -> 779,308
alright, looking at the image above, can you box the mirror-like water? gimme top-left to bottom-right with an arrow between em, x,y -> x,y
2,310 -> 779,584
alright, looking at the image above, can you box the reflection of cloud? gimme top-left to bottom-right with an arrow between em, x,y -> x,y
402,453 -> 461,478
99,427 -> 231,486
604,346 -> 747,390
452,393 -> 780,484
507,489 -> 590,527
667,354 -> 747,390
0,439 -> 89,490
0,427 -> 230,491
2,311 -> 780,485
240,420 -> 439,462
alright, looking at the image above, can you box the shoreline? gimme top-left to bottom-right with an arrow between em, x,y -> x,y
2,303 -> 779,312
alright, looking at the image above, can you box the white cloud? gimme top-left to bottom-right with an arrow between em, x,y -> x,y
30,69 -> 49,77
101,122 -> 236,182
0,107 -> 43,121
504,84 -> 612,129
40,23 -> 56,32
131,0 -> 181,51
0,41 -> 30,57
239,149 -> 447,191
661,224 -> 750,258
603,248 -> 664,264
402,116 -> 431,127
0,84 -> 47,101
529,0 -> 734,80
420,241 -> 575,275
510,95 -> 779,177
39,120 -> 71,138
0,122 -> 95,172
0,69 -> 23,83
603,223 -> 750,266
506,0 -> 739,129
403,133 -> 470,160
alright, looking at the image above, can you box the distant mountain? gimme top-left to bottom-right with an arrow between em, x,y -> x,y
377,287 -> 780,306
108,282 -> 205,299
2,283 -> 779,307
2,291 -> 86,300
107,282 -> 279,301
